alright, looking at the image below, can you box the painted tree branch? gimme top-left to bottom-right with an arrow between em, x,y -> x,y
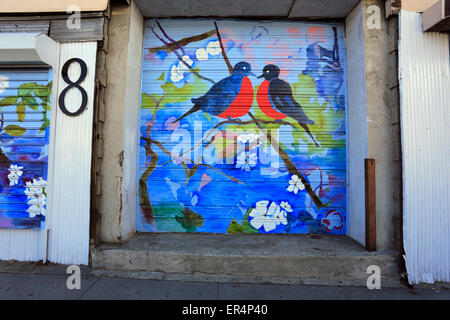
150,24 -> 216,84
139,145 -> 157,224
149,137 -> 246,187
214,21 -> 233,75
147,137 -> 191,164
148,138 -> 200,182
138,95 -> 164,224
0,113 -> 4,142
0,113 -> 11,168
156,20 -> 186,56
149,30 -> 217,53
247,112 -> 325,209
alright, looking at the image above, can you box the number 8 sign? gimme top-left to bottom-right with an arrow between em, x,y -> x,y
58,58 -> 88,116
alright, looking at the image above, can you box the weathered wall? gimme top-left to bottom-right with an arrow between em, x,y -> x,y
121,1 -> 144,240
363,0 -> 401,251
346,0 -> 401,251
346,1 -> 369,247
98,0 -> 143,243
385,8 -> 403,254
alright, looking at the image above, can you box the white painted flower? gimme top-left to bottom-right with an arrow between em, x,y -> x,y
178,55 -> 193,72
280,201 -> 293,213
27,204 -> 46,218
33,177 -> 47,187
26,194 -> 47,217
0,75 -> 9,94
170,56 -> 194,82
237,133 -> 261,145
237,134 -> 249,144
170,65 -> 184,82
287,174 -> 305,194
24,182 -> 45,201
195,48 -> 209,61
236,152 -> 258,171
247,133 -> 260,144
24,178 -> 47,217
27,193 -> 46,206
7,164 -> 23,186
249,201 -> 277,232
206,41 -> 221,55
273,207 -> 288,226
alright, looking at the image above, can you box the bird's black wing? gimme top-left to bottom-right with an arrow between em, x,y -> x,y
269,79 -> 314,125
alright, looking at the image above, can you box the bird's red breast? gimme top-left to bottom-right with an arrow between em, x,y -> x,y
256,80 -> 287,120
217,77 -> 254,119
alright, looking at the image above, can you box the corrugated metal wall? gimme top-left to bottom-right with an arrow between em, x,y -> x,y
47,42 -> 96,265
399,10 -> 450,284
0,229 -> 45,261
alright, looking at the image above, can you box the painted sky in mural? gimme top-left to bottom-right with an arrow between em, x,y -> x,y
138,19 -> 347,235
0,69 -> 51,230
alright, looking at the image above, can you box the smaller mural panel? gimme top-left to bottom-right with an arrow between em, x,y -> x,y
0,68 -> 52,230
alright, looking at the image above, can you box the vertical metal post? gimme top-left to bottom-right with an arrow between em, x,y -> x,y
365,159 -> 376,251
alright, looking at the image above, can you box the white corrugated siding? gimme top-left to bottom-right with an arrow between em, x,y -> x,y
399,10 -> 450,284
0,229 -> 45,261
46,42 -> 96,265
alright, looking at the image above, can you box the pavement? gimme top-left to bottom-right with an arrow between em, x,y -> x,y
0,261 -> 449,300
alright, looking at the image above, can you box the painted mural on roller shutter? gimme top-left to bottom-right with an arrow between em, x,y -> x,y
138,19 -> 347,234
0,69 -> 51,230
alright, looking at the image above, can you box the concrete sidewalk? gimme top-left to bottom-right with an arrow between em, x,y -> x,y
0,261 -> 449,300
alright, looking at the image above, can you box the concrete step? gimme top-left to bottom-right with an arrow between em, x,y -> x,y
91,233 -> 402,287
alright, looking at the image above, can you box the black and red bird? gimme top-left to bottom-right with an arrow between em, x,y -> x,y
173,62 -> 255,123
256,64 -> 320,147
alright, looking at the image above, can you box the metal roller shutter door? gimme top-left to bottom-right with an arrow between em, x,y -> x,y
138,19 -> 347,235
0,68 -> 51,230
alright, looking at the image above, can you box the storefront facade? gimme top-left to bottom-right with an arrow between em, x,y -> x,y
0,0 -> 448,285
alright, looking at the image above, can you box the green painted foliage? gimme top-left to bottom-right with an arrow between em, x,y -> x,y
142,78 -> 209,112
16,101 -> 26,122
175,208 -> 205,232
156,72 -> 165,81
151,203 -> 185,232
5,125 -> 26,137
141,92 -> 160,111
39,118 -> 50,134
227,210 -> 259,234
0,96 -> 18,107
290,74 -> 345,152
160,78 -> 209,105
0,81 -> 51,132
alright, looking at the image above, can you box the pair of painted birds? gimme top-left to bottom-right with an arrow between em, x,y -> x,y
173,62 -> 319,147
